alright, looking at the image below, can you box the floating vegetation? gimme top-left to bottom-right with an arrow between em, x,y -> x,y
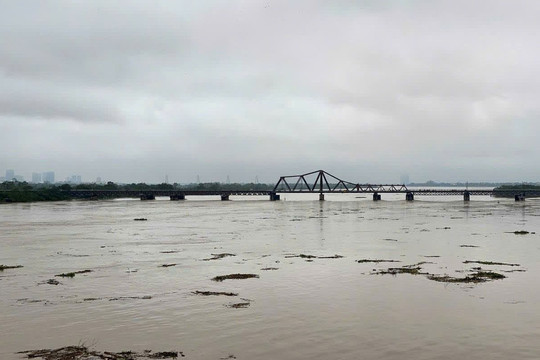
56,252 -> 90,257
285,254 -> 316,259
512,230 -> 529,235
357,259 -> 400,264
261,267 -> 279,271
211,273 -> 259,282
160,264 -> 176,267
463,260 -> 520,267
0,264 -> 23,271
374,266 -> 424,275
193,291 -> 238,297
226,302 -> 251,309
423,255 -> 441,258
382,238 -> 398,242
317,255 -> 344,259
427,270 -> 506,283
109,296 -> 152,301
203,253 -> 236,261
373,261 -> 507,284
160,250 -> 180,254
460,245 -> 479,248
285,254 -> 343,259
55,270 -> 92,278
133,218 -> 148,221
38,279 -> 61,286
18,346 -> 183,359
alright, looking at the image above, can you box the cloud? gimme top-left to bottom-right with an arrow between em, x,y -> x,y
1,0 -> 540,182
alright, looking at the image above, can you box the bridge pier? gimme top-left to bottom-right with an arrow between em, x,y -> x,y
463,191 -> 470,201
269,192 -> 280,201
140,194 -> 155,201
170,194 -> 185,201
373,192 -> 381,201
319,193 -> 325,201
515,193 -> 525,201
406,192 -> 414,201
221,194 -> 230,201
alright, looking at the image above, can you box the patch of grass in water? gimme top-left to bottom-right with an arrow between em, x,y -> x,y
463,260 -> 520,267
211,273 -> 259,282
193,291 -> 238,297
203,253 -> 236,261
226,302 -> 251,309
18,346 -> 183,359
285,254 -> 344,259
0,264 -> 23,271
55,270 -> 92,278
357,259 -> 400,263
374,266 -> 424,275
160,263 -> 176,267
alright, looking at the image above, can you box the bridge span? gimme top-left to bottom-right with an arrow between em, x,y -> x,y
68,170 -> 533,202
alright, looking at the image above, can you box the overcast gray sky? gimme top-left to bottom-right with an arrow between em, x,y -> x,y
1,0 -> 539,184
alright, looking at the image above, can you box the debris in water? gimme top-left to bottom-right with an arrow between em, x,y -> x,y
226,302 -> 251,309
211,273 -> 259,282
203,253 -> 236,261
285,254 -> 343,259
427,270 -> 506,283
18,346 -> 183,359
374,266 -> 424,275
285,254 -> 316,259
357,259 -> 401,263
39,279 -> 61,286
55,270 -> 92,278
109,296 -> 152,301
0,264 -> 23,271
463,260 -> 520,267
193,291 -> 238,297
134,218 -> 148,221
160,264 -> 176,267
261,267 -> 279,271
317,254 -> 344,259
460,245 -> 479,248
511,230 -> 529,235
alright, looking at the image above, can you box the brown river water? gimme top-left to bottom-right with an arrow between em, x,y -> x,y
1,194 -> 540,359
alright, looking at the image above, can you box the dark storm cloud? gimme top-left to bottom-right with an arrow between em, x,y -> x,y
1,0 -> 540,183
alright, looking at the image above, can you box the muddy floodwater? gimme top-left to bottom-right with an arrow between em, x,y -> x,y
1,194 -> 540,359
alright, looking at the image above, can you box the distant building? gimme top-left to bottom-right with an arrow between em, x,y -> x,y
14,175 -> 24,182
96,177 -> 102,184
32,173 -> 42,183
5,169 -> 14,181
43,171 -> 55,184
68,175 -> 82,184
400,174 -> 410,185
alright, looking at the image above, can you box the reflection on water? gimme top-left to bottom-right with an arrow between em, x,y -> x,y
1,194 -> 540,359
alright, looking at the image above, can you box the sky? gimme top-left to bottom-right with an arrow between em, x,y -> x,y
1,0 -> 539,184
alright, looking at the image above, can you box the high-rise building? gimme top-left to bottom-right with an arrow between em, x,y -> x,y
43,171 -> 55,184
68,175 -> 82,184
96,177 -> 102,184
32,173 -> 42,183
400,174 -> 410,185
5,169 -> 14,181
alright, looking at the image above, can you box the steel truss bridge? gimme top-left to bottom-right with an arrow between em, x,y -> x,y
63,170 -> 533,202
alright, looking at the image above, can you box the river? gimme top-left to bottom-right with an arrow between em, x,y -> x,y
1,194 -> 539,359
